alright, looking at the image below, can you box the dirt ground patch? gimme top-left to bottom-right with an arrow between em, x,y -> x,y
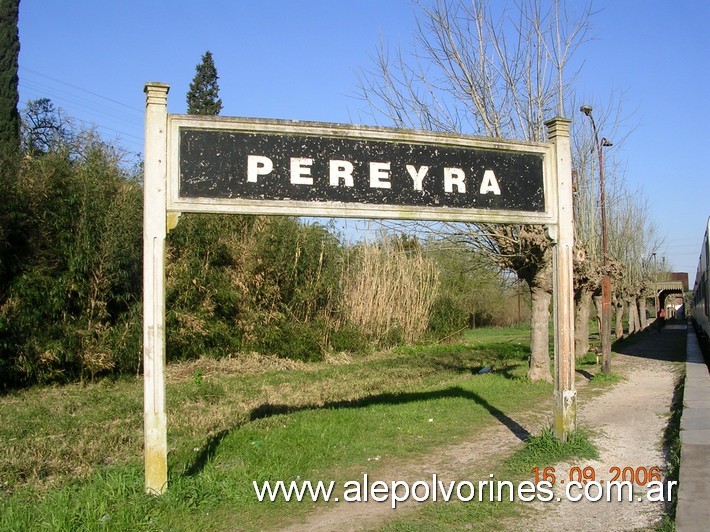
284,328 -> 684,531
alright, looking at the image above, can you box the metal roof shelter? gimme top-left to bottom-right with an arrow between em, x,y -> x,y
656,281 -> 685,292
655,280 -> 685,314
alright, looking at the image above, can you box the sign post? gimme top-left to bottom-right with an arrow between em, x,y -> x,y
143,83 -> 169,495
546,117 -> 576,441
142,82 -> 576,493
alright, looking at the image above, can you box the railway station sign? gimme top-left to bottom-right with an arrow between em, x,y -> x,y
144,82 -> 575,495
168,117 -> 555,224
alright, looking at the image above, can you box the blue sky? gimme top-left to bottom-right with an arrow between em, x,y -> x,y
17,0 -> 710,285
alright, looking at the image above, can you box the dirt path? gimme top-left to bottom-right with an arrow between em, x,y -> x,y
284,328 -> 684,531
521,346 -> 680,530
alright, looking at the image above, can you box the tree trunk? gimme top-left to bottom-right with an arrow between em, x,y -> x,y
626,297 -> 640,334
625,297 -> 633,334
575,289 -> 593,358
593,293 -> 602,338
638,296 -> 648,330
529,284 -> 552,382
615,300 -> 625,339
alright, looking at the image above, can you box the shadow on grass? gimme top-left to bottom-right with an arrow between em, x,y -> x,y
182,386 -> 532,478
184,429 -> 229,477
575,368 -> 594,381
249,386 -> 531,440
431,361 -> 524,381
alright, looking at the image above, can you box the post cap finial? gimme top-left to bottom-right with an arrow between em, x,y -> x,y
544,117 -> 571,139
144,83 -> 170,106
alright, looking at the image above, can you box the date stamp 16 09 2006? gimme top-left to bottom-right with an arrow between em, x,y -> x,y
532,465 -> 677,503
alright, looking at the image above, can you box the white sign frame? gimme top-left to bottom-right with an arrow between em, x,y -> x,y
143,83 -> 576,495
166,115 -> 556,225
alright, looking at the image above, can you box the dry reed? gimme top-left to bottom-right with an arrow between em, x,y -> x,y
341,238 -> 439,344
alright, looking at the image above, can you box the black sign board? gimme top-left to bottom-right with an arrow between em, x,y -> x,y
177,127 -> 546,214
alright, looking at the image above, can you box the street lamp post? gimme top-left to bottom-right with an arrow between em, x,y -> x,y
580,105 -> 613,375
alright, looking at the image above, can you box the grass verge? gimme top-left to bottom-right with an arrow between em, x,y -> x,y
505,427 -> 598,475
656,374 -> 685,532
1,325 -> 560,531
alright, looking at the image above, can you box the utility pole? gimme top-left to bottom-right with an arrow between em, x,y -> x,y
580,105 -> 613,374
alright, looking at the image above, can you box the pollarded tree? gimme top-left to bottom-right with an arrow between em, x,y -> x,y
358,0 -> 593,381
571,98 -> 659,346
0,0 -> 20,154
607,191 -> 662,336
186,51 -> 223,116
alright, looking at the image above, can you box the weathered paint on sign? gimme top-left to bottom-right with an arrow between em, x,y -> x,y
144,86 -> 576,495
178,129 -> 545,212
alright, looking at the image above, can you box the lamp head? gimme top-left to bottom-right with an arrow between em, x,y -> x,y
580,105 -> 593,116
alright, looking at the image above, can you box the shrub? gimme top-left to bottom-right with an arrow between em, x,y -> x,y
0,138 -> 143,386
327,322 -> 371,354
424,240 -> 527,338
250,318 -> 324,362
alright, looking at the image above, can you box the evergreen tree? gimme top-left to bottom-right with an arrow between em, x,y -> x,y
186,51 -> 223,115
0,0 -> 20,154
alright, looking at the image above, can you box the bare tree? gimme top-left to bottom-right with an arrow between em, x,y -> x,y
570,97 -> 625,355
21,98 -> 73,155
357,0 -> 592,381
607,190 -> 662,337
572,96 -> 659,347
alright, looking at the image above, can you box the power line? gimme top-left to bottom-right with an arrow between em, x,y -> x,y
19,66 -> 143,114
18,67 -> 145,152
18,75 -> 143,127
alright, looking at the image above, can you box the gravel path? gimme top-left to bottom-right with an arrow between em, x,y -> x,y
284,327 -> 685,531
521,328 -> 683,531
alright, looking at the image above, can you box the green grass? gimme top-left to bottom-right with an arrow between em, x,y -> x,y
655,374 -> 685,532
505,427 -> 598,475
0,325 -> 601,531
377,324 -> 686,532
590,371 -> 624,385
576,352 -> 599,367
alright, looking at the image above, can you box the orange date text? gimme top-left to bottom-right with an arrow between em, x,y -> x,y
532,466 -> 662,486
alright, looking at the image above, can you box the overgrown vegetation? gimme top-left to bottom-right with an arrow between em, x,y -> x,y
0,98 -> 528,388
164,214 -> 346,363
0,136 -> 144,385
0,326 -> 551,530
342,236 -> 439,346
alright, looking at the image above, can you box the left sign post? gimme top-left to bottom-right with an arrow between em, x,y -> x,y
143,82 -> 170,495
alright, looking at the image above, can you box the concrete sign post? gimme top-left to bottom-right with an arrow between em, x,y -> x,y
545,118 -> 576,440
143,83 -> 169,495
142,82 -> 576,493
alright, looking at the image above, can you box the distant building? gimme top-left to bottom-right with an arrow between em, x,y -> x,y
654,272 -> 688,318
670,272 -> 689,292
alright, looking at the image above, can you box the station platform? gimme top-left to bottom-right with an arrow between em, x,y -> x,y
676,324 -> 710,530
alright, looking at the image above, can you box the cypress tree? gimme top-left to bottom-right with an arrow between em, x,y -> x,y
0,0 -> 20,154
186,51 -> 223,116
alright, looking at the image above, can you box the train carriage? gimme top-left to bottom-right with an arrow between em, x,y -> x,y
692,217 -> 710,336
